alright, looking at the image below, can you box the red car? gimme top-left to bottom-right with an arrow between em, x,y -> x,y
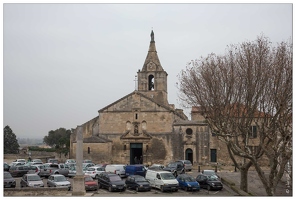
84,175 -> 98,191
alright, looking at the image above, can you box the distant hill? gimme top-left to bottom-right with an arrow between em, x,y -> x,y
17,137 -> 43,146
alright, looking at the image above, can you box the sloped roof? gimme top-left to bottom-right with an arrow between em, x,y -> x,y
98,91 -> 187,120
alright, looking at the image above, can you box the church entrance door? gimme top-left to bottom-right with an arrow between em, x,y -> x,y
130,143 -> 143,164
185,148 -> 193,164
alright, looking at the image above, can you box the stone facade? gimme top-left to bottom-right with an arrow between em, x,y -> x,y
70,31 -> 247,166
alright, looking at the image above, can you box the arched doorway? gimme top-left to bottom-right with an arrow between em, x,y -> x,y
185,148 -> 193,164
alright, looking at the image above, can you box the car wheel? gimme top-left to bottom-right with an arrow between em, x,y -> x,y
160,186 -> 164,192
108,186 -> 112,192
136,186 -> 139,192
185,187 -> 188,191
207,185 -> 211,191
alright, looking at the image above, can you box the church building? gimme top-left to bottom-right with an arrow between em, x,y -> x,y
70,31 -> 227,166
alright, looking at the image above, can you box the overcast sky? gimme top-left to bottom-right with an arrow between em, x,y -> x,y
2,3 -> 292,139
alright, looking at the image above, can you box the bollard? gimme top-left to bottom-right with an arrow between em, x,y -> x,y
235,166 -> 237,172
215,165 -> 217,172
198,165 -> 200,172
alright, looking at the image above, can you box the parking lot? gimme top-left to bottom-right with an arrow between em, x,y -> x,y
11,170 -> 237,196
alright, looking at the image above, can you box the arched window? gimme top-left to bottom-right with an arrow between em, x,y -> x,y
148,75 -> 154,90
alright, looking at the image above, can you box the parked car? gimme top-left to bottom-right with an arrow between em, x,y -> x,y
163,161 -> 185,177
84,175 -> 98,191
9,165 -> 31,177
14,158 -> 26,163
9,161 -> 25,167
68,165 -> 88,178
148,164 -> 165,170
20,174 -> 44,188
3,171 -> 16,188
47,159 -> 59,164
97,172 -> 126,192
85,166 -> 105,179
125,175 -> 151,192
65,159 -> 76,165
201,169 -> 220,179
196,174 -> 223,191
39,165 -> 52,178
94,163 -> 108,170
27,165 -> 41,175
177,160 -> 193,171
125,164 -> 146,177
68,165 -> 77,178
30,159 -> 43,165
82,163 -> 95,169
47,163 -> 69,177
47,174 -> 71,191
145,169 -> 179,192
105,164 -> 126,178
176,174 -> 200,191
4,163 -> 10,171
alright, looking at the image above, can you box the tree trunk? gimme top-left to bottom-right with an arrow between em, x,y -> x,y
239,161 -> 252,192
240,167 -> 248,192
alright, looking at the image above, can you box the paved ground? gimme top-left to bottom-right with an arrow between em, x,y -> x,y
217,169 -> 292,196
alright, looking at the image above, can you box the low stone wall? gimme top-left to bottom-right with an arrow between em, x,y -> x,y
4,187 -> 69,196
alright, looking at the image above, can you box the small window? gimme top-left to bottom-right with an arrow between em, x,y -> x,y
88,147 -> 90,154
135,113 -> 138,119
249,126 -> 257,138
186,128 -> 193,135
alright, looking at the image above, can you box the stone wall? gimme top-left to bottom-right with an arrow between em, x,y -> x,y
4,187 -> 69,196
4,151 -> 68,164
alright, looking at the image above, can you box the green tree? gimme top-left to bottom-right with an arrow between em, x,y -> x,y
43,128 -> 72,155
4,125 -> 20,154
177,35 -> 292,195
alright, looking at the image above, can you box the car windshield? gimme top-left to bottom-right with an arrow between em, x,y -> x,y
161,173 -> 175,180
85,176 -> 93,181
184,176 -> 195,182
135,176 -> 147,182
87,168 -> 95,171
207,175 -> 219,181
109,176 -> 122,182
4,173 -> 13,178
28,175 -> 41,181
167,163 -> 177,167
55,176 -> 67,182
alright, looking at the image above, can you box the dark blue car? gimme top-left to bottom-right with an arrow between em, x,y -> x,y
176,174 -> 200,191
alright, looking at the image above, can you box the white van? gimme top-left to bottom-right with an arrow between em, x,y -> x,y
145,169 -> 179,192
105,164 -> 126,178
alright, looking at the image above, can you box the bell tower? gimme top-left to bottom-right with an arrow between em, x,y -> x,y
137,31 -> 168,105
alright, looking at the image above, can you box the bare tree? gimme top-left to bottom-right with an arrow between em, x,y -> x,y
177,35 -> 292,195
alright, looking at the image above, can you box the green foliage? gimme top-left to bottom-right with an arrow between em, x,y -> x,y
28,146 -> 56,152
4,125 -> 20,154
43,128 -> 72,155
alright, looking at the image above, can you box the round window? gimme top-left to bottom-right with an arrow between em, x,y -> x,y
186,128 -> 193,135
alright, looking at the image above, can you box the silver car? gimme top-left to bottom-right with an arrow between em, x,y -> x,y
47,174 -> 71,191
20,174 -> 44,188
178,160 -> 193,171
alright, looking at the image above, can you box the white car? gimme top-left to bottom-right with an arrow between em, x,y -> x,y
85,166 -> 105,179
47,174 -> 71,191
